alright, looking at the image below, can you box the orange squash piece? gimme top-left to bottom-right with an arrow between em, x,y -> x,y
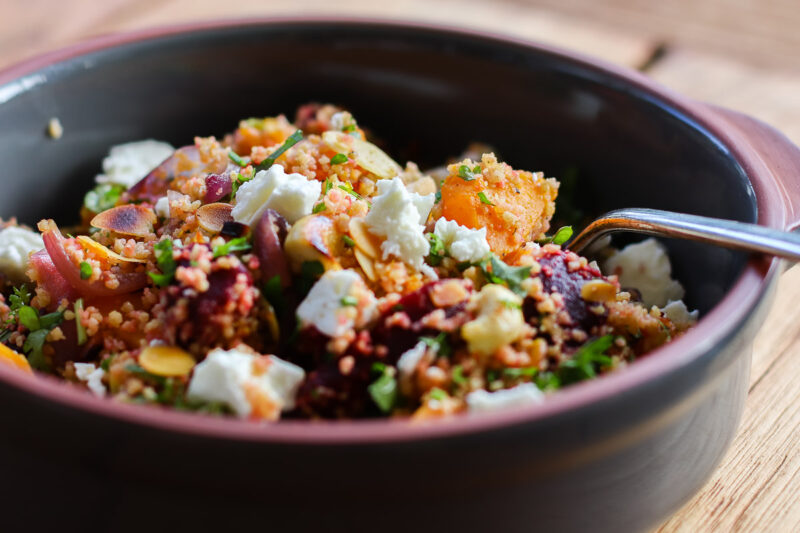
439,154 -> 558,256
0,344 -> 32,373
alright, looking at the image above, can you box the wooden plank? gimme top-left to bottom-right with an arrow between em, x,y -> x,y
511,0 -> 800,71
659,265 -> 800,532
0,0 -> 659,70
647,48 -> 800,146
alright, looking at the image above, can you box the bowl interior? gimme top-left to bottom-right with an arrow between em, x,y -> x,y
0,21 -> 754,314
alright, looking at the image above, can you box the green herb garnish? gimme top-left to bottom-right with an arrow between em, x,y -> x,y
340,295 -> 358,307
312,203 -> 327,214
557,335 -> 614,385
297,260 -> 325,296
457,164 -> 481,181
18,306 -> 64,371
228,151 -> 248,167
125,362 -> 166,385
148,239 -> 177,287
255,130 -> 303,172
74,298 -> 87,346
452,365 -> 467,386
342,235 -> 355,247
426,233 -> 446,266
537,225 -> 574,246
79,261 -> 92,280
429,388 -> 448,401
368,368 -> 398,414
212,236 -> 251,258
263,275 -> 286,316
338,182 -> 364,201
480,255 -> 532,296
503,367 -> 538,379
420,331 -> 451,358
434,190 -> 442,204
477,192 -> 494,206
84,183 -> 125,213
330,153 -> 348,165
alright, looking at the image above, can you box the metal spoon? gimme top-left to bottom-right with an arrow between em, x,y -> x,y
567,207 -> 800,261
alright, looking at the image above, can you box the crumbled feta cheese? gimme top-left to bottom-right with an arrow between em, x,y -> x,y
603,238 -> 685,308
329,112 -> 346,131
296,269 -> 377,337
364,177 -> 433,269
466,383 -> 544,413
232,164 -> 321,225
187,348 -> 305,419
0,226 -> 44,282
397,341 -> 427,380
154,196 -> 170,219
663,299 -> 699,328
74,362 -> 106,397
433,218 -> 491,263
95,140 -> 174,188
461,284 -> 525,356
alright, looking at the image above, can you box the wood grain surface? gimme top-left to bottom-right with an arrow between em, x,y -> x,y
1,1 -> 799,531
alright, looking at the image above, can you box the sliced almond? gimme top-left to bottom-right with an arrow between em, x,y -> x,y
139,345 -> 196,377
348,217 -> 381,259
91,205 -> 156,237
322,131 -> 401,179
354,247 -> 377,281
197,202 -> 234,233
580,279 -> 617,303
77,236 -> 147,264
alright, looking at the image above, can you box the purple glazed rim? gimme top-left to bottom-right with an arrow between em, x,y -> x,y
0,17 -> 789,445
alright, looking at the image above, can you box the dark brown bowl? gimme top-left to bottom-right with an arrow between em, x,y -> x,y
1,18 -> 799,533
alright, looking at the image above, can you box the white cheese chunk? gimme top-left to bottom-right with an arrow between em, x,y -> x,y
296,269 -> 377,337
154,196 -> 170,219
74,362 -> 106,397
364,177 -> 433,270
0,226 -> 44,282
397,341 -> 427,380
95,140 -> 174,188
461,284 -> 526,356
433,218 -> 491,263
232,164 -> 321,225
187,348 -> 305,419
662,299 -> 699,328
602,238 -> 685,308
466,383 -> 544,413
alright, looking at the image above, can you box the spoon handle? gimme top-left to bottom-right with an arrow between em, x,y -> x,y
567,208 -> 800,261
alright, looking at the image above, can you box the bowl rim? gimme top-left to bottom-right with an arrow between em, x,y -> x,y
0,16 -> 785,445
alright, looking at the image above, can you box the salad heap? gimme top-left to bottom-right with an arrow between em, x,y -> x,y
0,104 -> 696,421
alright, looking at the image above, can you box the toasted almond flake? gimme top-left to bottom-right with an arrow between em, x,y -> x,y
354,247 -> 377,281
348,217 -> 381,259
47,118 -> 63,139
139,345 -> 196,377
91,205 -> 156,237
322,131 -> 401,179
581,279 -> 617,302
197,202 -> 234,233
77,236 -> 147,264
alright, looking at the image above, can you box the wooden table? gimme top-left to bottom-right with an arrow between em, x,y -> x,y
2,1 -> 798,530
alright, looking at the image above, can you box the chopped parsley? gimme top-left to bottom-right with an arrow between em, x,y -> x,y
18,306 -> 64,371
330,153 -> 348,165
263,275 -> 286,316
148,239 -> 177,287
420,331 -> 452,358
84,183 -> 124,213
451,365 -> 467,386
312,202 -> 327,214
324,178 -> 333,193
434,190 -> 442,204
230,171 -> 254,198
74,298 -> 87,346
255,129 -> 303,172
297,260 -> 325,296
340,295 -> 358,307
503,367 -> 538,379
212,236 -> 251,258
537,225 -> 574,246
477,192 -> 494,206
368,365 -> 398,413
457,164 -> 481,181
79,261 -> 92,280
429,388 -> 448,401
228,151 -> 248,167
338,182 -> 364,201
125,362 -> 166,385
480,255 -> 532,296
426,233 -> 446,266
557,335 -> 614,385
342,235 -> 355,247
